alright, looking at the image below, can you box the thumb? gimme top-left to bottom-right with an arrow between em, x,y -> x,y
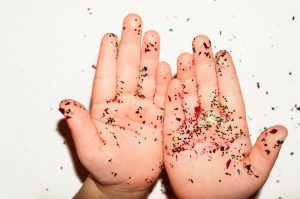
59,99 -> 101,161
247,125 -> 288,179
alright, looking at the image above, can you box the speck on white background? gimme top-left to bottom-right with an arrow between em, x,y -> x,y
0,0 -> 299,198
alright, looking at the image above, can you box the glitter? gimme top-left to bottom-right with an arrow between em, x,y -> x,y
237,169 -> 241,176
226,159 -> 231,169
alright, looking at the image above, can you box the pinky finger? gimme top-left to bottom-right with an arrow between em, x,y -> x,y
153,62 -> 172,109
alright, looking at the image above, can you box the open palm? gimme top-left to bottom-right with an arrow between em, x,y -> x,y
163,35 -> 287,199
59,14 -> 171,194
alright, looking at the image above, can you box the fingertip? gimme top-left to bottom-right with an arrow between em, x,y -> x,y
177,52 -> 194,80
215,50 -> 234,65
124,13 -> 142,23
192,35 -> 212,52
58,99 -> 75,119
268,125 -> 288,139
272,125 -> 288,133
192,35 -> 210,44
177,52 -> 193,67
215,49 -> 230,58
98,33 -> 119,60
142,30 -> 160,56
123,13 -> 143,32
101,33 -> 119,44
59,99 -> 73,108
58,99 -> 87,116
157,61 -> 172,79
143,30 -> 160,43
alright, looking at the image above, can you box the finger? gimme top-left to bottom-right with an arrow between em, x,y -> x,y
192,35 -> 220,115
58,99 -> 102,162
154,62 -> 172,109
215,50 -> 246,121
177,52 -> 199,119
164,79 -> 185,134
92,33 -> 118,104
117,13 -> 142,95
245,125 -> 288,179
136,30 -> 160,99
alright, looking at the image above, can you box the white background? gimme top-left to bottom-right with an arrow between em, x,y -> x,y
0,0 -> 300,198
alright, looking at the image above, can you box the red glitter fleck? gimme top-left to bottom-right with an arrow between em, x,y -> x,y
225,113 -> 230,119
194,105 -> 201,119
226,159 -> 231,169
224,140 -> 233,149
116,99 -> 123,103
270,129 -> 278,134
58,108 -> 65,114
192,142 -> 195,148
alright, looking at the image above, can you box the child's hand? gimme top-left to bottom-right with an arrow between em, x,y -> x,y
59,14 -> 171,198
163,35 -> 288,199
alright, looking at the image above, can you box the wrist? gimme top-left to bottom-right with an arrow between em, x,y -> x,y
74,175 -> 150,199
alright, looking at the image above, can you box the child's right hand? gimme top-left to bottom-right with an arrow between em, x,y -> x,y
163,35 -> 288,199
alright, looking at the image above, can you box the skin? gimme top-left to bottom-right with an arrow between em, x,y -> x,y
59,14 -> 172,199
163,35 -> 288,199
59,14 -> 288,199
